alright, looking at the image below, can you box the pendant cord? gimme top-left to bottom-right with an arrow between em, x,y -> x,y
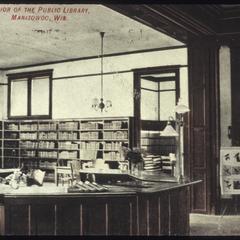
100,32 -> 105,99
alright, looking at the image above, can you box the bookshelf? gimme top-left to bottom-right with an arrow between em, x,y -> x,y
140,130 -> 176,174
0,117 -> 133,180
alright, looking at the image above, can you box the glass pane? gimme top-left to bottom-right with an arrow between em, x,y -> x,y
31,77 -> 49,115
141,89 -> 158,120
159,81 -> 175,90
159,91 -> 176,120
11,79 -> 28,116
141,79 -> 158,90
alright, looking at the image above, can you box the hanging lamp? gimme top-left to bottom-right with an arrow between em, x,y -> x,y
92,32 -> 112,112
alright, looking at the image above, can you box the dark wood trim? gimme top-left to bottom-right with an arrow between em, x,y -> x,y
175,68 -> 180,103
133,65 -> 180,146
49,71 -> 53,120
0,184 -> 194,236
7,69 -> 53,79
133,72 -> 141,148
7,80 -> 11,119
159,89 -> 176,92
187,42 -> 220,214
2,46 -> 186,71
140,88 -> 158,92
158,82 -> 160,120
53,66 -> 187,82
230,46 -> 240,146
53,70 -> 132,81
27,77 -> 31,117
133,65 -> 182,75
0,83 -> 8,86
141,76 -> 177,82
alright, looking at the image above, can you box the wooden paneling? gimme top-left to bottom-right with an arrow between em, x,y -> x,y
148,195 -> 160,235
108,198 -> 134,235
56,204 -> 81,235
82,200 -> 107,235
0,205 -> 4,235
169,188 -> 189,235
230,47 -> 240,146
192,128 -> 206,168
31,204 -> 55,235
1,187 -> 192,236
159,193 -> 170,235
191,171 -> 207,213
5,204 -> 29,235
188,42 -> 219,214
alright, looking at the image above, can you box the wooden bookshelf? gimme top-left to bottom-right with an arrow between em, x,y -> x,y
0,117 -> 133,180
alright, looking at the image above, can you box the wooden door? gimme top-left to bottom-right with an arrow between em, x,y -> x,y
187,41 -> 220,214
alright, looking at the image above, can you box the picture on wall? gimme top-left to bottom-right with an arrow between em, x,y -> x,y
220,147 -> 240,194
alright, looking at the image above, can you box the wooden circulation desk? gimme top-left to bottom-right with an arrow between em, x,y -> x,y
0,173 -> 200,236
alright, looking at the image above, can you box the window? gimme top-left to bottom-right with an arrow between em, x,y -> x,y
140,70 -> 179,121
8,69 -> 53,119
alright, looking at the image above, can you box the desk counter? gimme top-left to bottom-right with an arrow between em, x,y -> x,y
0,178 -> 200,236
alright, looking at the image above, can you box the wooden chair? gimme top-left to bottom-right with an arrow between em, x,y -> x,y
55,165 -> 72,186
70,160 -> 81,182
55,160 -> 81,186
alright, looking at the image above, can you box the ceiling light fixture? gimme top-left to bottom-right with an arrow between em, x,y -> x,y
92,32 -> 112,112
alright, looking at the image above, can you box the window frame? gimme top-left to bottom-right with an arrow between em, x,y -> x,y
7,69 -> 53,120
138,66 -> 180,121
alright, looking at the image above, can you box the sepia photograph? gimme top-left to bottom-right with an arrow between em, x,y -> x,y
0,2 -> 240,237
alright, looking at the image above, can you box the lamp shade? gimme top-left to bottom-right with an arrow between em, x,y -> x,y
174,98 -> 190,114
161,121 -> 179,136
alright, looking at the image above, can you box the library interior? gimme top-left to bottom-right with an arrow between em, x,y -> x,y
0,3 -> 240,236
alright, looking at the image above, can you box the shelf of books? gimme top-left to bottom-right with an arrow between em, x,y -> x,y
0,117 -> 133,180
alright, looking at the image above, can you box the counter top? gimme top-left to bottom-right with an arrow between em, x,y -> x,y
0,180 -> 201,198
80,169 -> 178,182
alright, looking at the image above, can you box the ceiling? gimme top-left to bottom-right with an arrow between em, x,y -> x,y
106,4 -> 240,44
0,4 -> 183,69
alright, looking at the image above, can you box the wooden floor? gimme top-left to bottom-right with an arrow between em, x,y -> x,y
190,214 -> 240,236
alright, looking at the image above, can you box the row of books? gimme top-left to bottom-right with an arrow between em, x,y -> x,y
80,149 -> 97,160
104,121 -> 126,129
59,122 -> 78,130
103,141 -> 122,150
39,161 -> 56,169
103,131 -> 128,139
59,151 -> 78,159
38,151 -> 58,158
39,132 -> 57,140
21,150 -> 36,157
80,122 -> 101,130
59,132 -> 78,140
80,141 -> 101,150
81,132 -> 99,140
39,123 -> 57,131
20,124 -> 38,131
58,142 -> 78,149
20,141 -> 38,148
5,124 -> 18,130
20,132 -> 37,139
39,141 -> 55,149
